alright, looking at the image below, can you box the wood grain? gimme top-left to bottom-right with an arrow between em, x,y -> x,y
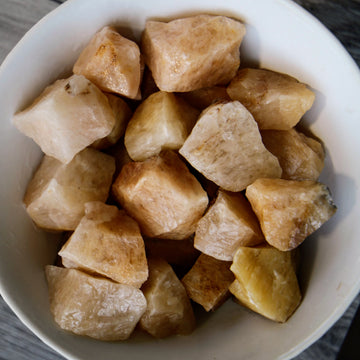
0,1 -> 359,359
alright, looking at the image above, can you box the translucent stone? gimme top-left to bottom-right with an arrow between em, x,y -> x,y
230,245 -> 301,323
45,266 -> 147,340
227,68 -> 315,130
246,178 -> 337,251
112,150 -> 209,240
140,258 -> 195,337
13,74 -> 115,163
59,201 -> 148,288
179,101 -> 282,192
24,148 -> 115,231
142,15 -> 246,92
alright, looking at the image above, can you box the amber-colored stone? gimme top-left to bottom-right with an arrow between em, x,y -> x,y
230,245 -> 301,323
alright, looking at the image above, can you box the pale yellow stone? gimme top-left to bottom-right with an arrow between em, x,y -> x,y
45,266 -> 147,340
112,150 -> 209,240
124,91 -> 199,161
13,74 -> 115,164
230,245 -> 301,323
24,148 -> 115,231
182,254 -> 234,312
142,15 -> 246,92
59,201 -> 148,288
179,101 -> 282,192
195,190 -> 264,261
261,128 -> 325,181
140,258 -> 195,338
245,178 -> 337,251
73,26 -> 142,99
227,68 -> 315,130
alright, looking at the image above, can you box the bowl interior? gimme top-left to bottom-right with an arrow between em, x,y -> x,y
1,0 -> 360,359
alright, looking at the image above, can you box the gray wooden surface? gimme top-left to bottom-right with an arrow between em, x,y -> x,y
0,0 -> 359,359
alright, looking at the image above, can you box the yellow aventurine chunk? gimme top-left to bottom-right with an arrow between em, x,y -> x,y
246,178 -> 337,251
59,202 -> 148,288
124,91 -> 199,161
142,15 -> 246,92
73,26 -> 142,99
182,254 -> 234,312
227,68 -> 315,130
179,101 -> 282,192
45,266 -> 147,341
261,128 -> 325,181
112,150 -> 209,240
195,190 -> 264,261
230,245 -> 301,323
13,75 -> 116,164
24,148 -> 115,231
140,258 -> 195,338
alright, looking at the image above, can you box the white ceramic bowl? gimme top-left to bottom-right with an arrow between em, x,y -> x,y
1,0 -> 360,359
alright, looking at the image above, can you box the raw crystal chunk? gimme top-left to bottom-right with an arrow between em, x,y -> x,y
45,266 -> 147,340
142,15 -> 246,92
59,202 -> 148,288
112,150 -> 209,240
179,101 -> 282,192
124,91 -> 199,161
182,254 -> 234,312
195,190 -> 264,261
13,74 -> 115,164
229,245 -> 301,323
246,178 -> 337,251
73,26 -> 142,99
24,148 -> 115,231
140,258 -> 195,337
261,128 -> 325,181
227,68 -> 315,130
92,93 -> 132,149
